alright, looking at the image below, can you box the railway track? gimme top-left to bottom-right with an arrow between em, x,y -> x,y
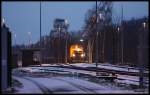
53,77 -> 97,93
13,75 -> 98,93
58,65 -> 149,77
13,76 -> 53,94
23,77 -> 53,94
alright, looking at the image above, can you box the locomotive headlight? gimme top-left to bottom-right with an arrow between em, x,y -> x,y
73,54 -> 75,57
81,54 -> 85,57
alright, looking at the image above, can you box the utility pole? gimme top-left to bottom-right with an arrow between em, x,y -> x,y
40,1 -> 42,65
102,26 -> 105,63
121,4 -> 124,65
96,0 -> 99,76
65,20 -> 68,64
14,33 -> 17,46
88,39 -> 92,63
28,32 -> 31,47
138,22 -> 146,88
58,27 -> 61,64
65,31 -> 68,64
117,27 -> 120,64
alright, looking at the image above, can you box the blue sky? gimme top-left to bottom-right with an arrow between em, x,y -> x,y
2,1 -> 148,45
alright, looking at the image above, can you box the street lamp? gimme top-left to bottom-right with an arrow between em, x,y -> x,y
94,1 -> 106,75
14,33 -> 17,46
2,18 -> 5,27
58,27 -> 61,63
116,26 -> 120,64
143,22 -> 146,28
138,22 -> 146,88
97,12 -> 105,64
65,19 -> 68,26
99,13 -> 103,20
44,37 -> 46,45
65,30 -> 68,64
117,27 -> 120,32
80,39 -> 84,42
65,19 -> 69,64
28,32 -> 31,47
95,1 -> 99,76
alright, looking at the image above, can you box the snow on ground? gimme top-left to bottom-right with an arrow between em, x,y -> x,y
13,65 -> 149,87
70,63 -> 96,68
70,63 -> 149,73
29,77 -> 107,93
13,75 -> 137,94
12,66 -> 149,94
69,63 -> 149,87
117,75 -> 139,82
12,76 -> 43,94
117,74 -> 149,87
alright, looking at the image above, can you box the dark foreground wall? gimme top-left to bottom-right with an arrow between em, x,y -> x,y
1,24 -> 12,92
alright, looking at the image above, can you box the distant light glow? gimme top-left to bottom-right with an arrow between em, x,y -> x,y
117,27 -> 120,31
70,44 -> 84,58
2,18 -> 5,26
143,22 -> 146,28
81,53 -> 85,57
72,54 -> 75,57
99,13 -> 103,19
80,39 -> 84,42
65,19 -> 68,25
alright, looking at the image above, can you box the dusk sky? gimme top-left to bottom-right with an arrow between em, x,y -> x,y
2,1 -> 148,45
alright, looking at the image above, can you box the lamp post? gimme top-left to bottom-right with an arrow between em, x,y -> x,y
58,26 -> 61,63
28,32 -> 31,47
14,33 -> 17,46
96,10 -> 104,73
101,14 -> 105,63
80,39 -> 83,42
95,1 -> 99,76
65,19 -> 68,64
121,4 -> 124,65
138,22 -> 146,88
65,32 -> 68,64
117,27 -> 120,64
40,1 -> 42,65
2,18 -> 5,27
95,1 -> 103,75
80,38 -> 84,62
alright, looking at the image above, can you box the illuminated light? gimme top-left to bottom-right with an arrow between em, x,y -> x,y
143,22 -> 146,28
34,58 -> 37,61
75,45 -> 81,52
76,48 -> 80,52
117,27 -> 120,31
2,18 -> 5,24
1,18 -> 5,26
70,44 -> 84,58
81,54 -> 85,57
65,19 -> 68,25
72,54 -> 75,57
99,13 -> 102,19
80,39 -> 84,42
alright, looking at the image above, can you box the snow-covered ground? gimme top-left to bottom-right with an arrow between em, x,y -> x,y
69,63 -> 149,73
13,75 -> 145,94
13,64 -> 149,87
12,76 -> 43,93
12,65 -> 149,94
69,63 -> 149,85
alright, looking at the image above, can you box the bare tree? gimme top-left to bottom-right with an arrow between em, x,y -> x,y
83,1 -> 113,63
